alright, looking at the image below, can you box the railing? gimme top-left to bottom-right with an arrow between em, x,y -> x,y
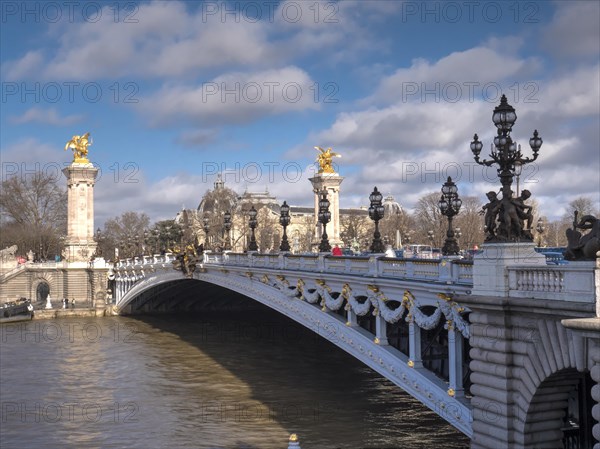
0,263 -> 26,281
116,253 -> 475,286
507,262 -> 597,302
114,252 -> 598,304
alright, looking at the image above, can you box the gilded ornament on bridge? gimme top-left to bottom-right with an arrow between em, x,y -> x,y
314,146 -> 341,173
171,244 -> 201,278
65,132 -> 92,163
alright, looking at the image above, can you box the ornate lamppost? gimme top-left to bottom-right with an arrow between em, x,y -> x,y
279,201 -> 291,252
470,94 -> 543,242
368,186 -> 385,253
202,215 -> 210,248
438,176 -> 463,256
223,211 -> 232,250
248,206 -> 258,251
317,190 -> 331,252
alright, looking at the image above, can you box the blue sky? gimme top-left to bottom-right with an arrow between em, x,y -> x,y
1,1 -> 599,226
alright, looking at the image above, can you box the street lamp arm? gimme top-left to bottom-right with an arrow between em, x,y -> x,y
474,156 -> 497,167
516,153 -> 539,165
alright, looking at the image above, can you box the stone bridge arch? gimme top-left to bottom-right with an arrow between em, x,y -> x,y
31,273 -> 55,301
115,268 -> 473,436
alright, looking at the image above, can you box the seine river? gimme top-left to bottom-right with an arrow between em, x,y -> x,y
1,310 -> 469,449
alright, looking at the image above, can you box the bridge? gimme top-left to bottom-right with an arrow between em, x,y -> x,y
113,247 -> 600,449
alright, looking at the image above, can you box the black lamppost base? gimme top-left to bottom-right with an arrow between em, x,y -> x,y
442,238 -> 460,256
370,241 -> 384,253
319,233 -> 331,253
248,229 -> 258,251
280,233 -> 291,252
370,230 -> 384,253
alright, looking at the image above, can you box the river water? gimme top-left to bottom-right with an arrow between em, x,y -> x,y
0,310 -> 469,449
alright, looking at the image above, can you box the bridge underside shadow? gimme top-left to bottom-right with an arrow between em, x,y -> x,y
120,279 -> 264,314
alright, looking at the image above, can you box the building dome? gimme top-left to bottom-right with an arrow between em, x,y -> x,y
197,174 -> 237,214
383,194 -> 402,216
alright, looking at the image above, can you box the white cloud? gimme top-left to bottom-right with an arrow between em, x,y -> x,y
10,107 -> 83,126
4,51 -> 44,80
541,1 -> 600,60
367,44 -> 541,106
0,138 -> 67,173
4,0 -> 392,81
140,66 -> 320,126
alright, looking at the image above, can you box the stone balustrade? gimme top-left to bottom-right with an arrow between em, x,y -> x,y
208,253 -> 473,286
115,252 -> 598,304
507,261 -> 597,303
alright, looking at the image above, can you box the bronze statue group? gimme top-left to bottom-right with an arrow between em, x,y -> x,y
481,188 -> 534,242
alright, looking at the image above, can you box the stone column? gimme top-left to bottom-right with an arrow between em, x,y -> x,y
62,162 -> 99,263
408,320 -> 423,368
448,326 -> 464,398
375,314 -> 389,345
309,173 -> 344,247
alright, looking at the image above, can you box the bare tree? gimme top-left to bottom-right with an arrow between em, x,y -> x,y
453,196 -> 484,250
340,212 -> 370,249
256,206 -> 279,252
101,212 -> 150,258
0,172 -> 67,260
562,196 -> 599,222
380,211 -> 414,248
543,219 -> 567,247
198,187 -> 238,250
413,192 -> 447,248
289,215 -> 316,253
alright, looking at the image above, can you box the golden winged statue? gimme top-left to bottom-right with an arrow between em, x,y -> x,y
314,146 -> 341,173
65,132 -> 92,163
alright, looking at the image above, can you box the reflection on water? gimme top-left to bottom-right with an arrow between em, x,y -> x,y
1,310 -> 469,448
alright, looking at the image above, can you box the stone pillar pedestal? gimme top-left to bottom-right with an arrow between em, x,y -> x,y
472,243 -> 546,297
62,162 -> 99,263
309,173 -> 344,247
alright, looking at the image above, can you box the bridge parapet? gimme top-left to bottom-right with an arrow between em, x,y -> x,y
508,261 -> 597,303
115,252 -> 597,305
208,252 -> 474,286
